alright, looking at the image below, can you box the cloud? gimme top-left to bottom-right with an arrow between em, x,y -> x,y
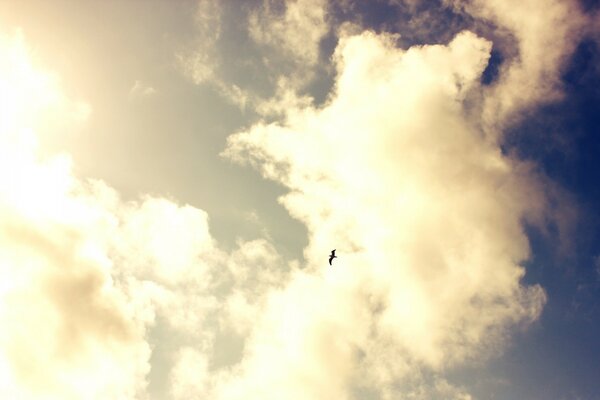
169,347 -> 211,399
181,0 -> 331,114
2,0 -> 590,397
179,0 -> 222,85
0,30 -> 287,399
129,80 -> 157,98
179,0 -> 258,111
246,0 -> 331,113
0,32 -> 150,398
446,0 -> 588,133
248,0 -> 329,68
222,28 -> 548,398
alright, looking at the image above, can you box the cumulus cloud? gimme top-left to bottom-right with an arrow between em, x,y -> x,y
0,32 -> 150,398
222,28 -> 548,398
2,0 -> 589,397
0,30 -> 286,399
183,0 -> 588,124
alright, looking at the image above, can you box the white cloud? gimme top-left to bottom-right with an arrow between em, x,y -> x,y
179,0 -> 258,111
247,0 -> 331,112
180,0 -> 222,85
249,0 -> 329,68
222,29 -> 548,398
220,239 -> 287,334
0,33 -> 151,398
2,0 -> 589,397
0,30 -> 286,399
447,0 -> 587,133
169,347 -> 211,399
253,76 -> 315,117
181,0 -> 330,114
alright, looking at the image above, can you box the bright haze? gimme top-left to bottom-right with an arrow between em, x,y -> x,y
0,0 -> 599,399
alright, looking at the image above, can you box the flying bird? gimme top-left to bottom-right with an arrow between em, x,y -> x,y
329,249 -> 337,266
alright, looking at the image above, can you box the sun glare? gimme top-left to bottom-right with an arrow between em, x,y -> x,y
0,31 -> 90,157
0,32 -> 93,234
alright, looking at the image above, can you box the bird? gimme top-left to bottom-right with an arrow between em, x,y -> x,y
328,249 -> 337,266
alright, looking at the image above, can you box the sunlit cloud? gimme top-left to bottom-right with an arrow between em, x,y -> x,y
0,30 -> 284,398
221,28 -> 548,398
0,0 -> 593,398
447,0 -> 587,134
0,32 -> 149,398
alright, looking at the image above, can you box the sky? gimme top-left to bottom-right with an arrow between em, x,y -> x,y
0,0 -> 599,399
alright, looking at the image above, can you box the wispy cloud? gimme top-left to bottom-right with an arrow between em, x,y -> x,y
181,0 -> 331,114
248,0 -> 329,68
129,80 -> 157,98
180,0 -> 222,85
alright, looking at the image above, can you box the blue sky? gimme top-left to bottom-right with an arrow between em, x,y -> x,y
498,33 -> 600,399
0,1 -> 598,399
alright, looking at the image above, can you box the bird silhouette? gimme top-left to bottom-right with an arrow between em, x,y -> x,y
329,249 -> 337,265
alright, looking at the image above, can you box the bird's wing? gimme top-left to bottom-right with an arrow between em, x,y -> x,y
332,249 -> 336,256
328,256 -> 333,265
